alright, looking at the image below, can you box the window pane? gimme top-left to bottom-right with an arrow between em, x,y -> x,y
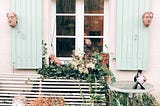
84,16 -> 103,37
56,16 -> 75,36
85,0 -> 104,14
84,16 -> 104,54
56,0 -> 75,13
56,38 -> 75,57
84,38 -> 103,55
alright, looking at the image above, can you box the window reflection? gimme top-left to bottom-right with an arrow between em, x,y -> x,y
84,16 -> 103,54
84,16 -> 103,37
85,0 -> 104,13
56,16 -> 75,36
56,0 -> 75,13
84,38 -> 103,55
56,38 -> 75,57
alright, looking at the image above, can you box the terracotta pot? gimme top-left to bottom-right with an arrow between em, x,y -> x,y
104,76 -> 111,84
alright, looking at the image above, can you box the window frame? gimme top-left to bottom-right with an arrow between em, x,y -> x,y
50,0 -> 109,62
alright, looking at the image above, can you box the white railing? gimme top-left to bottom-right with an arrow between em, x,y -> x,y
0,74 -> 106,106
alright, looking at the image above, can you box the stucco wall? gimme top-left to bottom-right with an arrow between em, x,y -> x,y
0,0 -> 160,102
0,0 -> 12,73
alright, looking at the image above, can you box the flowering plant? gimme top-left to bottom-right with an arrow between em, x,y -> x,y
68,50 -> 96,74
37,41 -> 115,83
36,42 -> 116,104
65,50 -> 116,84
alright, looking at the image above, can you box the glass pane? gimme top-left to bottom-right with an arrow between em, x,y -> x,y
84,16 -> 103,37
56,16 -> 75,36
56,0 -> 75,13
56,38 -> 75,57
85,0 -> 104,14
84,38 -> 103,55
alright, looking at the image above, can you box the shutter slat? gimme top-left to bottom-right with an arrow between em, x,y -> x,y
36,0 -> 42,68
26,0 -> 32,68
116,0 -> 123,69
21,0 -> 27,67
121,0 -> 130,69
127,0 -> 134,69
132,0 -> 139,70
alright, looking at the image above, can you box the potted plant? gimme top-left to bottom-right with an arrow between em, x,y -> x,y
37,42 -> 116,105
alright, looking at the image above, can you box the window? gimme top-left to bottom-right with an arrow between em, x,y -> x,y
51,0 -> 108,60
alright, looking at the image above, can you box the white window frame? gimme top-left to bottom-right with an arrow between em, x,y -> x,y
50,0 -> 109,62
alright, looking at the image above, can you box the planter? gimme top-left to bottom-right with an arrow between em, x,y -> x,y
104,76 -> 111,84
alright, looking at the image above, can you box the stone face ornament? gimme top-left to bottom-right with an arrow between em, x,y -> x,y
142,11 -> 153,27
6,12 -> 17,28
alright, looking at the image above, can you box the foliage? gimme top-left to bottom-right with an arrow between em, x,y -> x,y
109,92 -> 159,106
36,43 -> 116,104
36,42 -> 159,106
37,43 -> 115,82
109,91 -> 128,106
68,50 -> 96,74
134,93 -> 159,106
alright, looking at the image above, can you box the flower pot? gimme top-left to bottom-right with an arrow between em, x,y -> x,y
104,76 -> 111,84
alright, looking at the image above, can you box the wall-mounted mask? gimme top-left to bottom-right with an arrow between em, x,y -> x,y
142,11 -> 153,27
6,12 -> 17,28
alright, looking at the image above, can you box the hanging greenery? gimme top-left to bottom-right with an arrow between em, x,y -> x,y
36,42 -> 159,105
37,42 -> 115,82
36,42 -> 116,104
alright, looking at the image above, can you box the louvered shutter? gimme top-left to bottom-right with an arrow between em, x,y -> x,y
11,0 -> 42,69
116,0 -> 150,70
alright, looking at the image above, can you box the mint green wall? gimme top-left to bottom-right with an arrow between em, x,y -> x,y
11,0 -> 42,69
116,0 -> 150,70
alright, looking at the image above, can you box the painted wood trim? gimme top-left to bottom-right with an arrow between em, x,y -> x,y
11,0 -> 42,69
116,0 -> 150,70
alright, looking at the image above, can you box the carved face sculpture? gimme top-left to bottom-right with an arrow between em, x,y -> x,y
142,11 -> 153,27
6,12 -> 17,28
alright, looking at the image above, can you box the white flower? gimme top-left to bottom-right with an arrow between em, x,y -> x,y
69,60 -> 78,69
86,62 -> 95,69
68,50 -> 98,74
78,67 -> 89,74
83,68 -> 89,74
78,67 -> 84,73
